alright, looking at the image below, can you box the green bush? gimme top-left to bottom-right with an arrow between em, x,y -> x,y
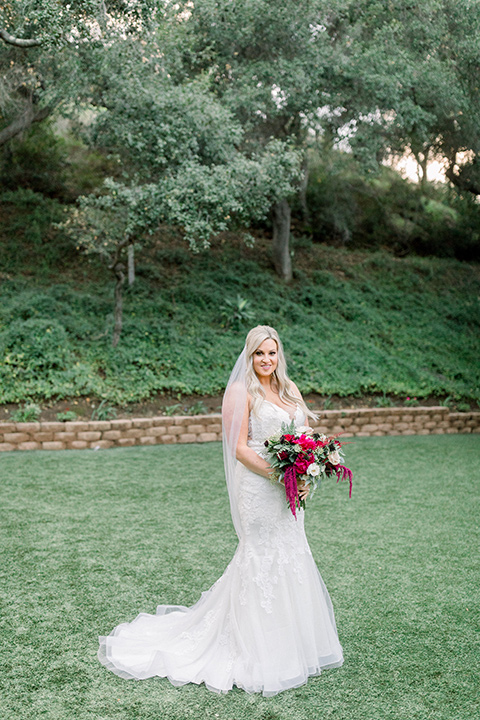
0,123 -> 67,197
56,410 -> 79,422
0,317 -> 99,403
303,150 -> 480,261
0,190 -> 72,272
0,123 -> 110,201
11,403 -> 42,422
220,294 -> 255,329
0,318 -> 74,373
90,399 -> 117,421
304,152 -> 359,246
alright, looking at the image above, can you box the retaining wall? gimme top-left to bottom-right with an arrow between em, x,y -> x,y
0,406 -> 478,452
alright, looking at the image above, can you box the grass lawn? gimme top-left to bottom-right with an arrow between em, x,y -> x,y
1,435 -> 479,720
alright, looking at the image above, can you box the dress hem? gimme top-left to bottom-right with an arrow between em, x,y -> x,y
98,638 -> 344,697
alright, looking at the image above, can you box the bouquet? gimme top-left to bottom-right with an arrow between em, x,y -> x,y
264,420 -> 353,518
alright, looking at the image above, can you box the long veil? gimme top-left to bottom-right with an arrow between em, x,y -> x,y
221,347 -> 248,540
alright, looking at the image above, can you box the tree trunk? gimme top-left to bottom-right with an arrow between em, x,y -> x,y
112,262 -> 125,347
298,156 -> 310,221
128,244 -> 135,285
98,0 -> 107,30
0,103 -> 52,147
419,149 -> 429,191
272,198 -> 292,282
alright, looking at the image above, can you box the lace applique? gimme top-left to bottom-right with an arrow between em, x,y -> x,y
217,613 -> 239,673
178,609 -> 218,654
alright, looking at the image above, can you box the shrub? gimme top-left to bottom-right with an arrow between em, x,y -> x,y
302,150 -> 480,261
187,400 -> 208,415
0,318 -> 74,375
0,123 -> 67,197
220,295 -> 255,329
90,400 -> 117,421
163,404 -> 182,416
56,410 -> 78,422
0,190 -> 71,272
11,403 -> 41,422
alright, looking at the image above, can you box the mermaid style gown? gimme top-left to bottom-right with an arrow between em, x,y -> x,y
98,402 -> 344,696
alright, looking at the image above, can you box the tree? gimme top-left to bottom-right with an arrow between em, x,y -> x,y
62,32 -> 300,344
85,38 -> 302,244
176,0 -> 347,280
320,1 -> 480,196
62,181 -> 149,347
177,0 -> 480,269
2,3 -> 301,344
0,1 -> 174,146
63,134 -> 300,346
0,1 -> 85,146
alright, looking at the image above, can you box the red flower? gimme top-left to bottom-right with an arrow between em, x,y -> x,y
277,450 -> 289,461
294,456 -> 311,474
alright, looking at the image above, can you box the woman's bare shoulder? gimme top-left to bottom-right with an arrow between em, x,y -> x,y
289,379 -> 303,399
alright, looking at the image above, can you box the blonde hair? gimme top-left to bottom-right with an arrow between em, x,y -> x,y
244,325 -> 317,420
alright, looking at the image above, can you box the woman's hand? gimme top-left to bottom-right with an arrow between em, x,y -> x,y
297,480 -> 310,501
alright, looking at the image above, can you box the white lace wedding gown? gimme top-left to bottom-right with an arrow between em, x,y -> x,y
98,402 -> 343,696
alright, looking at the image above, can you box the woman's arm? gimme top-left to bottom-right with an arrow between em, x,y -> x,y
235,397 -> 274,480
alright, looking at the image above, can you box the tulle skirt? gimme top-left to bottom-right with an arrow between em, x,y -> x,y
98,531 -> 343,696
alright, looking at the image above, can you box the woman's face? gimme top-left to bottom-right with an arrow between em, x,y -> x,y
252,338 -> 278,380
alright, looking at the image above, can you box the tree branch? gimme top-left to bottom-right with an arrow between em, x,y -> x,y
446,161 -> 480,197
0,28 -> 42,48
0,103 -> 53,146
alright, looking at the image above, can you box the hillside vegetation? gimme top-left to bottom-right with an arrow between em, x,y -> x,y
0,231 -> 479,412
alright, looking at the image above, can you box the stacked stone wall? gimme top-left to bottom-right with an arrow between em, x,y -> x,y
0,407 -> 478,452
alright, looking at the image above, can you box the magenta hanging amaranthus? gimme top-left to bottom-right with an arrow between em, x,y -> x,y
335,465 -> 353,497
264,420 -> 353,518
283,465 -> 300,518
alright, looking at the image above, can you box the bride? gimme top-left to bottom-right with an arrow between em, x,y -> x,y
98,325 -> 344,696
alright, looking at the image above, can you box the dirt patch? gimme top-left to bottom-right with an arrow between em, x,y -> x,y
1,391 -> 475,424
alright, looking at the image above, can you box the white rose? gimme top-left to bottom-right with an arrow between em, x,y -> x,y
328,450 -> 341,465
307,463 -> 321,477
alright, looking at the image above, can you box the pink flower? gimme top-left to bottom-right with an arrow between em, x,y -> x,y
294,456 -> 311,474
298,434 -> 316,450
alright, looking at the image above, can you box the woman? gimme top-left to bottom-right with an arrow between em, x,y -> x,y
98,326 -> 343,696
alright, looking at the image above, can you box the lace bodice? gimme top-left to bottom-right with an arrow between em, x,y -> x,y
248,400 -> 306,457
233,400 -> 311,613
